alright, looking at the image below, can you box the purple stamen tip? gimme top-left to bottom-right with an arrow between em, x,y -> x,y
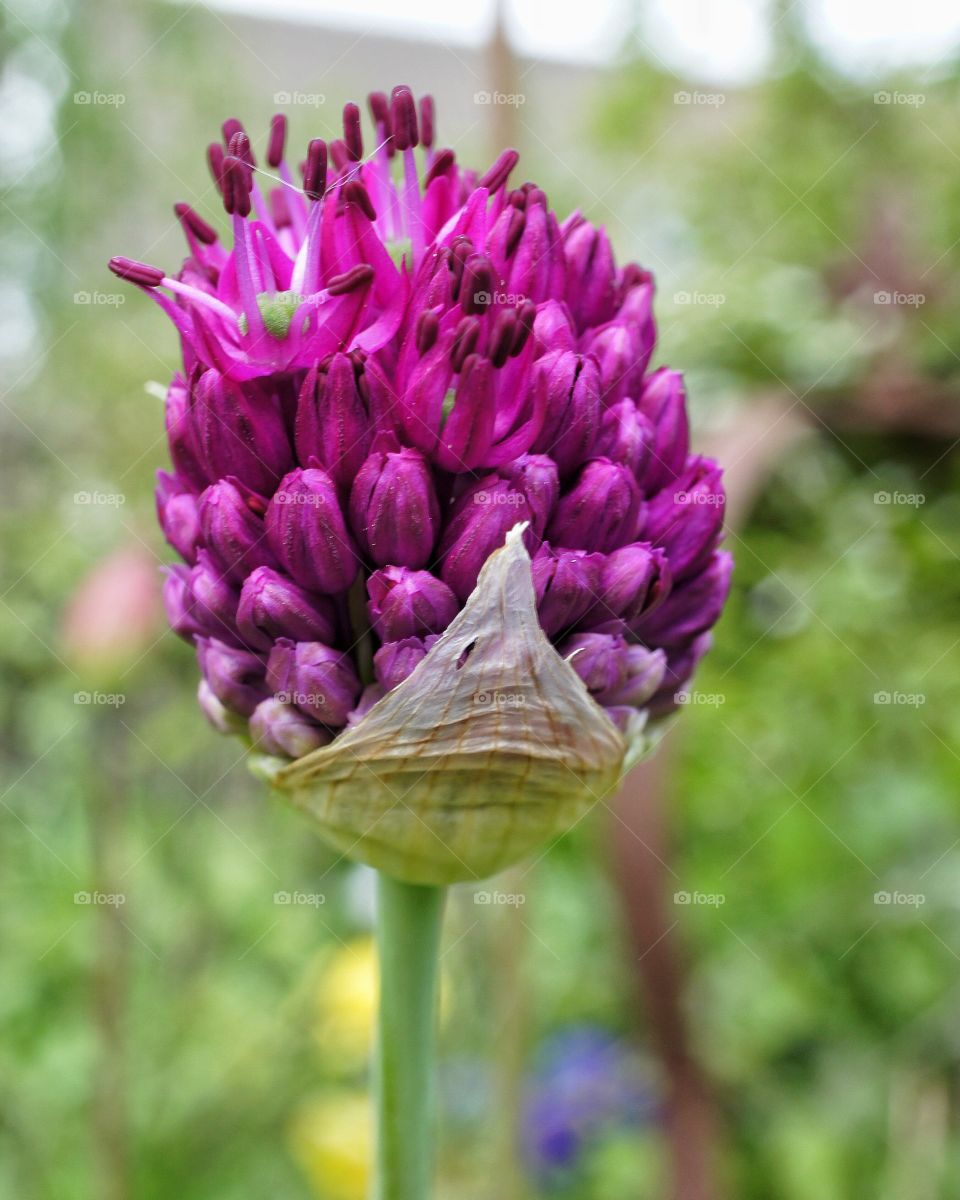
207,142 -> 225,191
304,139 -> 328,202
229,130 -> 255,168
329,139 -> 349,172
390,85 -> 419,151
343,179 -> 377,221
222,117 -> 245,146
267,113 -> 287,168
424,148 -> 455,187
368,91 -> 390,128
461,255 -> 494,315
451,316 -> 481,372
327,263 -> 375,296
108,256 -> 165,287
419,94 -> 435,149
343,102 -> 363,162
221,155 -> 251,218
477,148 -> 519,193
174,202 -> 218,245
415,309 -> 440,355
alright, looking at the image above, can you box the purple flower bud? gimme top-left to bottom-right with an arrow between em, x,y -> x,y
156,472 -> 201,564
249,698 -> 332,758
530,351 -> 600,477
497,454 -> 560,534
597,645 -> 666,707
531,544 -> 605,637
636,369 -> 689,493
188,549 -> 241,644
296,354 -> 374,490
562,220 -> 617,330
349,447 -> 440,569
164,375 -> 206,490
265,468 -> 360,595
236,566 -> 338,651
347,683 -> 385,727
583,317 -> 652,406
439,477 -> 539,603
373,635 -> 437,692
197,678 -> 247,735
366,566 -> 458,642
633,550 -> 732,647
191,369 -> 292,495
198,478 -> 278,585
642,457 -> 725,582
532,300 -> 576,354
594,399 -> 652,476
435,353 -> 496,472
547,458 -> 642,553
648,633 -> 712,716
559,632 -> 628,696
586,543 -> 671,628
196,636 -> 268,717
163,565 -> 202,642
266,638 -> 361,727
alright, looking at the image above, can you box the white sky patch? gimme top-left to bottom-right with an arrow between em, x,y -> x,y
177,0 -> 960,77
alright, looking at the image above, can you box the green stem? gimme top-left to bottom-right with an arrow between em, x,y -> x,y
375,873 -> 445,1200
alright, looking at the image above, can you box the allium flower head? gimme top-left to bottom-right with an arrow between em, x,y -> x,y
111,87 -> 731,883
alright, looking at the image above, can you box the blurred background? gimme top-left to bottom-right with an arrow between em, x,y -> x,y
2,0 -> 959,1197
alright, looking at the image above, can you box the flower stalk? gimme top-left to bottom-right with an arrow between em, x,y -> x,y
375,873 -> 445,1200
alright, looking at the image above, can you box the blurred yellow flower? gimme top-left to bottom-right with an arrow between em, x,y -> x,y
313,938 -> 378,1071
289,1092 -> 371,1200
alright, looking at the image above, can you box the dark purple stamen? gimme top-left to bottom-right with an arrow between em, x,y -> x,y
489,310 -> 518,368
451,316 -> 480,372
424,148 -> 455,187
390,85 -> 419,151
207,142 -> 225,191
505,207 -> 526,257
267,113 -> 287,168
343,180 -> 377,221
229,130 -> 255,168
477,148 -> 519,193
512,299 -> 536,356
419,95 -> 435,149
368,91 -> 390,128
449,236 -> 473,299
415,310 -> 439,355
221,155 -> 251,218
343,102 -> 363,162
508,188 -> 527,209
174,202 -> 218,245
329,139 -> 349,172
222,118 -> 245,147
460,255 -> 494,315
304,139 -> 327,202
327,264 -> 375,296
108,256 -> 165,287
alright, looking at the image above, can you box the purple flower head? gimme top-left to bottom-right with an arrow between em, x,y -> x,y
112,88 -> 729,757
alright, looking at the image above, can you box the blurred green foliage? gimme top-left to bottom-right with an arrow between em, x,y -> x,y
1,1 -> 958,1198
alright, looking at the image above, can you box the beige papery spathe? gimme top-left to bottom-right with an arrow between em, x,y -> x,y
253,525 -> 659,885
